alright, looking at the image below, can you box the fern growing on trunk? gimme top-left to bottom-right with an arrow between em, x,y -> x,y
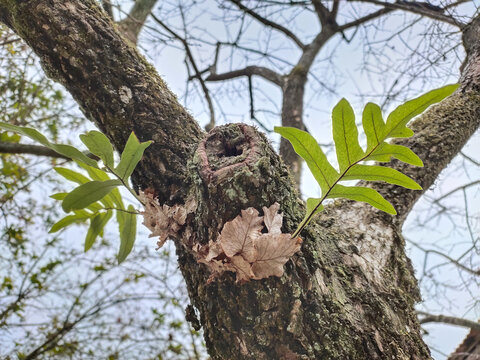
276,84 -> 458,237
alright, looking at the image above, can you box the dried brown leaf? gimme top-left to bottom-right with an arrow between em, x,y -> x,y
193,203 -> 301,283
219,208 -> 262,262
139,191 -> 196,249
205,240 -> 223,262
263,202 -> 283,235
199,258 -> 224,275
227,255 -> 255,283
172,206 -> 187,226
251,234 -> 302,279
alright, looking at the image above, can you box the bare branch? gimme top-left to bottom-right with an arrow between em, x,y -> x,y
347,0 -> 466,28
150,13 -> 216,131
228,0 -> 306,49
331,0 -> 340,18
418,311 -> 480,331
461,151 -> 480,166
248,76 -> 271,133
433,180 -> 480,204
248,75 -> 255,120
445,0 -> 472,10
0,37 -> 19,46
297,29 -> 335,70
361,14 -> 480,224
205,66 -> 285,87
338,7 -> 394,31
0,141 -> 69,159
311,0 -> 334,27
0,141 -> 99,161
407,237 -> 480,277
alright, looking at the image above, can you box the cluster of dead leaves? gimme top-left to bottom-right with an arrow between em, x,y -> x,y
193,203 -> 302,282
140,192 -> 301,283
140,191 -> 196,249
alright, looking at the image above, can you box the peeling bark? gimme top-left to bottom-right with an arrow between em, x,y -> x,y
2,1 -> 480,359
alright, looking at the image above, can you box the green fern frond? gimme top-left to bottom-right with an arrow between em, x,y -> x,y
275,84 -> 458,237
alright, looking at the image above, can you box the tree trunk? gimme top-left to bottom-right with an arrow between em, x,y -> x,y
279,28 -> 335,189
2,1 -> 480,359
280,68 -> 307,191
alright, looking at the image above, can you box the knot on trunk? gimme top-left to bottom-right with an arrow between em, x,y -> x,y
190,123 -> 298,243
197,123 -> 262,183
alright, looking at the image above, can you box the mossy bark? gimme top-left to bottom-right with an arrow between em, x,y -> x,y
2,1 -> 480,359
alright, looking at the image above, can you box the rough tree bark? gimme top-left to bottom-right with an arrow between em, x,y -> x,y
1,1 -> 479,359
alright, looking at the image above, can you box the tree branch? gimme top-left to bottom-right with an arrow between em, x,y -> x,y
118,0 -> 158,44
0,0 -> 203,204
331,0 -> 340,19
228,0 -> 306,49
461,151 -> 480,166
433,180 -> 480,204
363,15 -> 480,224
205,66 -> 285,87
347,0 -> 466,28
448,326 -> 480,360
247,75 -> 271,133
338,7 -> 394,31
418,311 -> 480,331
150,13 -> 216,131
407,237 -> 480,277
0,141 -> 99,161
311,0 -> 333,27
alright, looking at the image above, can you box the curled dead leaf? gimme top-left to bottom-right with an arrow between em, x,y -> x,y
227,255 -> 255,282
140,191 -> 197,249
263,203 -> 283,235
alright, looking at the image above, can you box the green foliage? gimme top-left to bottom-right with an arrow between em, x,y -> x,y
0,121 -> 152,263
49,211 -> 92,233
85,210 -> 113,251
276,84 -> 457,237
115,132 -> 153,181
0,122 -> 98,167
117,205 -> 137,263
80,130 -> 115,168
61,179 -> 122,212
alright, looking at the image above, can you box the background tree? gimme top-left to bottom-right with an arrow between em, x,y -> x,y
0,0 -> 479,359
0,20 -> 204,360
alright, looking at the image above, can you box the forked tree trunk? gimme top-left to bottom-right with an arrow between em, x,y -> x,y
1,1 -> 480,359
